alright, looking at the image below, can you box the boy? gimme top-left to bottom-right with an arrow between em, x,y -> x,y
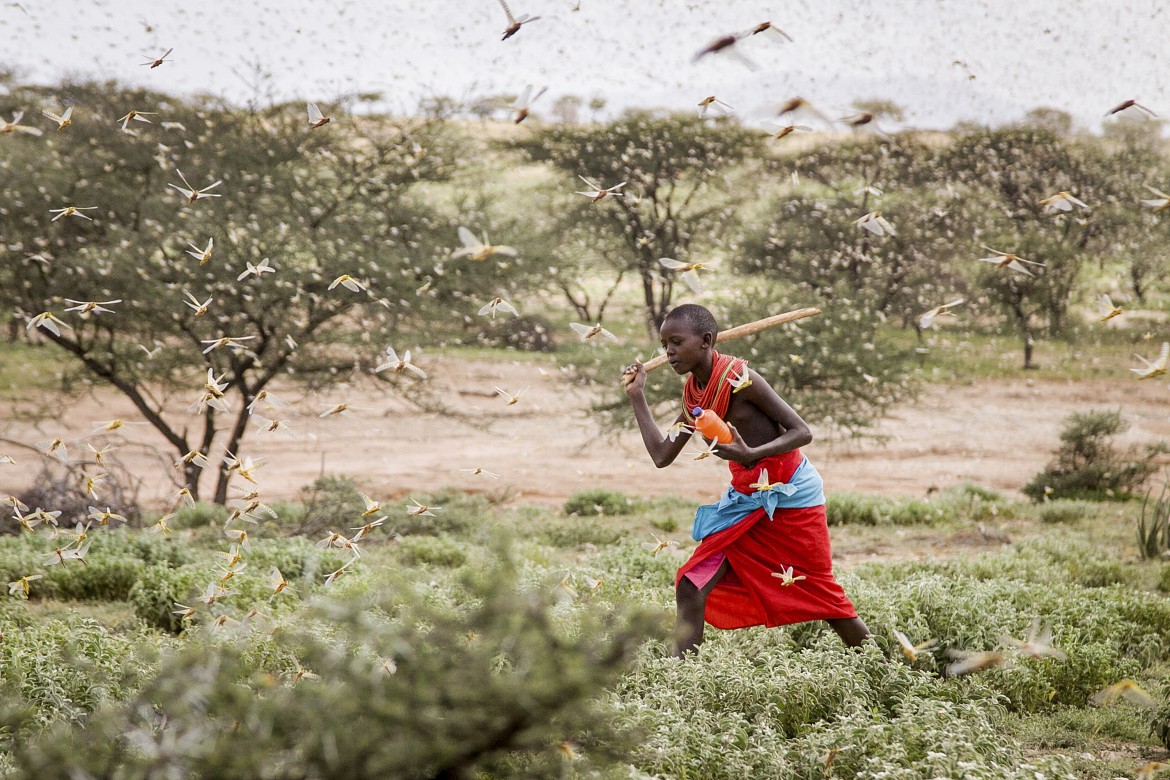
620,304 -> 869,656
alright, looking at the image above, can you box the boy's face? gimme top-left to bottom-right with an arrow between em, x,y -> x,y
659,317 -> 713,375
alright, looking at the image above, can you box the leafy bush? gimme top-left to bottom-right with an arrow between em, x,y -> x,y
1035,499 -> 1096,525
882,536 -> 1142,592
848,560 -> 1170,710
649,516 -> 679,532
0,531 -> 190,602
0,536 -> 48,595
563,488 -> 637,517
591,544 -> 680,606
2,555 -> 665,779
826,491 -> 968,526
390,489 -> 480,537
247,537 -> 346,584
1023,409 -> 1165,501
293,475 -> 367,537
127,563 -> 207,633
119,532 -> 196,567
959,483 -> 1009,503
398,535 -> 469,568
170,502 -> 230,529
46,557 -> 145,602
1007,704 -> 1155,748
0,612 -> 150,726
826,491 -> 884,525
612,633 -> 1075,779
536,517 -> 626,549
128,558 -> 287,633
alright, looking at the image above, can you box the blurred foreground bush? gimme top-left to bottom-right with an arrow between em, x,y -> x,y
1,552 -> 666,779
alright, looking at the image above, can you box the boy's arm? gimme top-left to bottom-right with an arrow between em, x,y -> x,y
620,360 -> 691,468
716,368 -> 812,464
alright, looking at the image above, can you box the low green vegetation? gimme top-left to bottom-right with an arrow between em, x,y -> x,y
1023,409 -> 1166,502
0,482 -> 1167,778
827,484 -> 1015,526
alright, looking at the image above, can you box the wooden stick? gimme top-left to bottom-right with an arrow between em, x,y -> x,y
641,307 -> 822,373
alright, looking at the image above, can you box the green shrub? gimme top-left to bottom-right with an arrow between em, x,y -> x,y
398,535 -> 469,568
1023,409 -> 1166,502
128,558 -> 282,633
265,500 -> 306,528
49,530 -> 206,601
826,491 -> 883,525
649,516 -> 679,532
535,517 -> 625,549
0,613 -> 149,726
119,531 -> 196,567
293,475 -> 366,537
827,492 -> 960,526
1007,704 -> 1156,748
612,633 -> 1075,779
47,557 -> 145,602
170,502 -> 230,529
591,544 -> 680,606
563,488 -> 637,517
846,564 -> 1170,711
3,556 -> 664,779
389,489 -> 480,537
0,531 -> 192,602
1035,499 -> 1096,524
873,536 -> 1143,593
127,563 -> 207,633
1160,564 -> 1170,593
0,536 -> 49,595
247,537 -> 346,583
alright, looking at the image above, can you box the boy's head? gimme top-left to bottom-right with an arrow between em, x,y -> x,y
663,304 -> 718,341
660,304 -> 718,375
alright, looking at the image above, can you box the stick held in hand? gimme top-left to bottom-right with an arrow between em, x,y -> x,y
639,307 -> 821,373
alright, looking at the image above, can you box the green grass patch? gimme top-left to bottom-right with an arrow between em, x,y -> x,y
827,485 -> 1016,526
0,485 -> 1166,777
563,488 -> 639,517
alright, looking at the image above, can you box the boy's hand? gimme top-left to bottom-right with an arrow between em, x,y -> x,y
714,424 -> 756,464
620,360 -> 646,397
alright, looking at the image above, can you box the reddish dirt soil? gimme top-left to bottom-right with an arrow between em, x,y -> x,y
3,355 -> 1169,509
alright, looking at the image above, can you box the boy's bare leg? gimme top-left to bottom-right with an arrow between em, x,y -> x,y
673,558 -> 730,657
827,616 -> 870,648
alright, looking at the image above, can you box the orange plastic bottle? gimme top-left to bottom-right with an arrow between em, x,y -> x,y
691,406 -> 733,444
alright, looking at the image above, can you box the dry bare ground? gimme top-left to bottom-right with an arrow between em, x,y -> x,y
3,354 -> 1170,510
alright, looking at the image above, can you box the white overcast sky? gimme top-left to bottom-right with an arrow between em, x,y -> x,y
3,0 -> 1168,131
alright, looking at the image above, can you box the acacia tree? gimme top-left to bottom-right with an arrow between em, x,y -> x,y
752,135 -> 969,326
940,126 -> 1139,367
513,111 -> 760,337
0,80 -> 459,503
1098,119 -> 1170,302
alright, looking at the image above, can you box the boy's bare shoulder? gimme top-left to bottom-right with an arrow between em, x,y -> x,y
740,367 -> 788,402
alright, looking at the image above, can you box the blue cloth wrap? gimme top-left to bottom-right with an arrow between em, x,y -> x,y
691,457 -> 827,541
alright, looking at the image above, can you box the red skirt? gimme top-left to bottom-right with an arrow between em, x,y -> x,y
675,449 -> 857,630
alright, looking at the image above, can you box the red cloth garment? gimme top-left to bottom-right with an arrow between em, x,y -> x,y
675,453 -> 857,629
681,350 -> 746,425
675,352 -> 856,630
